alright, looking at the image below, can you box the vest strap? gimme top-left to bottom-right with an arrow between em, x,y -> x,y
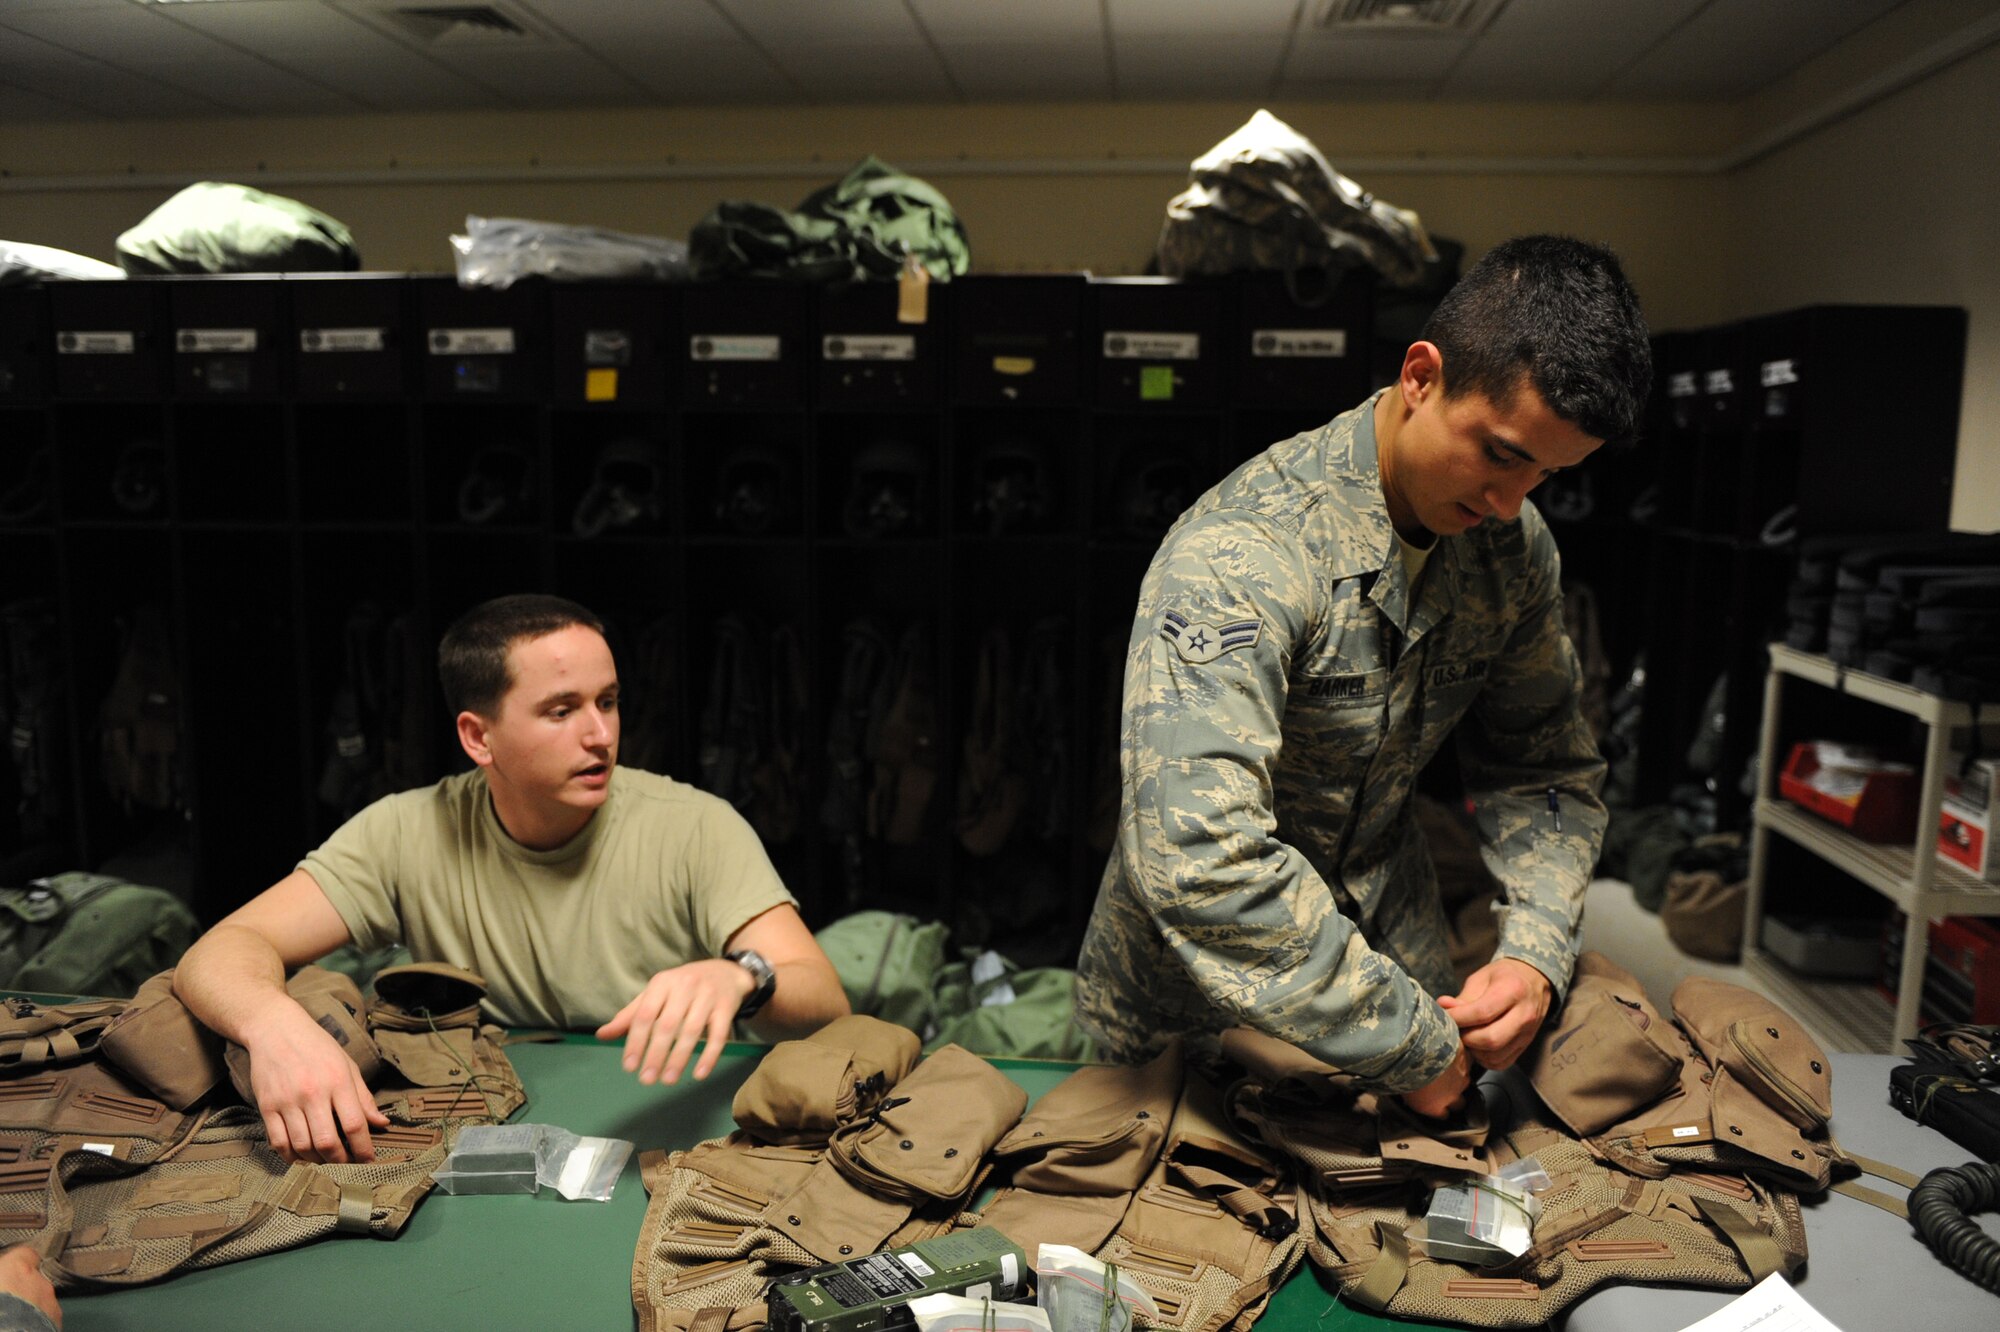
1692,1196 -> 1783,1281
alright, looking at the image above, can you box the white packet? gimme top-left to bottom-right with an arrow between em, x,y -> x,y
536,1127 -> 633,1202
1034,1244 -> 1159,1332
909,1293 -> 1053,1332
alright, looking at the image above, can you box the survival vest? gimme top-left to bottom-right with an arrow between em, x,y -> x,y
0,962 -> 522,1288
632,1018 -> 1302,1332
1219,952 -> 1857,1325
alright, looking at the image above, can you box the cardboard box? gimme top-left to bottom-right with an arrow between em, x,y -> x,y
1939,754 -> 2000,881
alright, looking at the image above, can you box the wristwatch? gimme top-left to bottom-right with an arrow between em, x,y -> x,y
724,948 -> 777,1019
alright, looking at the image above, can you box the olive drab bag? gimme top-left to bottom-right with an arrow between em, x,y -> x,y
0,873 -> 197,1000
690,156 -> 969,284
1156,110 -> 1437,299
116,181 -> 360,275
0,962 -> 523,1288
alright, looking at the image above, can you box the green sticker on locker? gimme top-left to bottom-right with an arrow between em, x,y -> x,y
1140,365 -> 1175,400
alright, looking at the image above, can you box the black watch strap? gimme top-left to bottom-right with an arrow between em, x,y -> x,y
725,948 -> 777,1018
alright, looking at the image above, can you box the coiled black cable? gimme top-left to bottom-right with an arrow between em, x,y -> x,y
1909,1161 -> 2000,1294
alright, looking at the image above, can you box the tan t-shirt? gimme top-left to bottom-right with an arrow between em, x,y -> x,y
301,766 -> 796,1029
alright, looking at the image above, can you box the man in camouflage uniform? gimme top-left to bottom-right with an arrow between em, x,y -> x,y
1076,236 -> 1652,1117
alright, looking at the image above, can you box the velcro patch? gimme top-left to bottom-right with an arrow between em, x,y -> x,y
1160,610 -> 1262,665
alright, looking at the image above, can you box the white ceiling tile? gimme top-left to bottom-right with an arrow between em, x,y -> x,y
163,2 -> 501,107
909,0 -> 1101,43
1484,0 -> 1705,40
763,40 -> 957,102
1612,0 -> 1912,99
0,4 -> 239,63
1443,32 -> 1638,98
713,0 -> 923,48
938,40 -> 1110,101
1106,0 -> 1301,37
419,47 -> 650,107
516,0 -> 745,44
591,38 -> 795,104
1115,36 -> 1287,98
1284,31 -> 1471,86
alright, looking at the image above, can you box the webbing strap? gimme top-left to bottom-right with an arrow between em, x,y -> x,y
1350,1223 -> 1410,1311
334,1181 -> 375,1234
1847,1153 -> 1921,1189
1692,1197 -> 1782,1281
688,1307 -> 733,1332
1830,1178 -> 1910,1220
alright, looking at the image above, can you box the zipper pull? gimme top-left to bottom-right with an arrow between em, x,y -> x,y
1547,787 -> 1563,833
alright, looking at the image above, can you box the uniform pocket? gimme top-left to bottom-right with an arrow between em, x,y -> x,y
1669,979 -> 1831,1132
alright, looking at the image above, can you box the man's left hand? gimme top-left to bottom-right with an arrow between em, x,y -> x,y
1438,957 -> 1554,1071
595,960 -> 756,1086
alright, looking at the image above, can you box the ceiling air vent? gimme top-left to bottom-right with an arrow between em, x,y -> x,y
1312,0 -> 1507,34
385,5 -> 533,44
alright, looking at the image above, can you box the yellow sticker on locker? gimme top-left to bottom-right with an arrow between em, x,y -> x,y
585,368 -> 619,401
993,356 -> 1035,376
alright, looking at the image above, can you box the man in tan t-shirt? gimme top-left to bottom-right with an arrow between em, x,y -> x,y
175,594 -> 850,1166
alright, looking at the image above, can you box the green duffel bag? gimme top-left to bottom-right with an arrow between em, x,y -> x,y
0,871 -> 198,999
814,910 -> 950,1035
116,180 -> 360,275
690,155 -> 969,284
929,954 -> 1098,1062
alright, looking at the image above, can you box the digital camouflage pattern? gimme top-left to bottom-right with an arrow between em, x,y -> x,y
1075,390 -> 1607,1093
1156,109 -> 1437,288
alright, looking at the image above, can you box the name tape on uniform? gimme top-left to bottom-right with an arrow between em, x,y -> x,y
691,334 -> 781,362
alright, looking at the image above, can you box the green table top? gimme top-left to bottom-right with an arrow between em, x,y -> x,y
55,1035 -> 1440,1332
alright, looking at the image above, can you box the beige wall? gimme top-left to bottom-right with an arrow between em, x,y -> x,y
1729,39 -> 2000,531
0,100 -> 1736,329
0,21 -> 1992,521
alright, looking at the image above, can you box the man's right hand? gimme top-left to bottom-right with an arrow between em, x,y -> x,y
0,1244 -> 59,1330
1400,1042 -> 1472,1119
239,1005 -> 390,1165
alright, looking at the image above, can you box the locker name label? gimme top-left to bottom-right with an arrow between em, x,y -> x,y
429,328 -> 515,355
1760,359 -> 1799,386
691,334 -> 780,362
1104,331 -> 1199,360
1703,369 -> 1734,394
301,327 -> 387,353
56,331 -> 134,355
1667,372 -> 1698,397
1251,329 -> 1347,358
178,328 -> 257,353
823,334 -> 915,361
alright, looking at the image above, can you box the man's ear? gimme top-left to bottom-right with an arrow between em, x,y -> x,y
1399,340 -> 1444,405
457,710 -> 494,769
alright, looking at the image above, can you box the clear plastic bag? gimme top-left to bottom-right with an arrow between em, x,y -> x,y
909,1293 -> 1053,1332
0,239 -> 124,286
431,1123 -> 633,1201
1034,1245 -> 1158,1332
450,215 -> 689,289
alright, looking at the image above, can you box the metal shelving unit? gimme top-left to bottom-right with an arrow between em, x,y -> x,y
1744,643 -> 2000,1051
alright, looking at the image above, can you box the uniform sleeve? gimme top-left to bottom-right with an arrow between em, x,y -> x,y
1456,508 -> 1609,1005
685,794 -> 799,955
298,794 -> 407,955
0,1293 -> 56,1332
1121,510 -> 1460,1093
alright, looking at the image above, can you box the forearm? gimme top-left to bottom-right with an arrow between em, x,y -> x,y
172,922 -> 306,1046
743,958 -> 850,1042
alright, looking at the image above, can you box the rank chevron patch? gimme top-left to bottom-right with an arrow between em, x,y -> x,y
1160,609 -> 1262,665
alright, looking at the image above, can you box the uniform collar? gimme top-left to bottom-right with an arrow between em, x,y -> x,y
1330,389 -> 1463,641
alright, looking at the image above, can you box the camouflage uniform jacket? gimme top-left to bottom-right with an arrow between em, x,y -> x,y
1075,390 -> 1607,1093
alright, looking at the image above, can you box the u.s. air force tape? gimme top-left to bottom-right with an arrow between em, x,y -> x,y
1160,609 -> 1262,664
